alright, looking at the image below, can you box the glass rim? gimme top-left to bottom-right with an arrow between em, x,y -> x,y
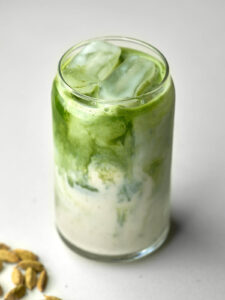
57,36 -> 170,103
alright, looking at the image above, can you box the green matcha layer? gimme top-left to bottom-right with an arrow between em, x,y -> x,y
52,40 -> 175,256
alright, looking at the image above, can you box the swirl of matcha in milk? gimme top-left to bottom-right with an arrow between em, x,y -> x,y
52,40 -> 175,257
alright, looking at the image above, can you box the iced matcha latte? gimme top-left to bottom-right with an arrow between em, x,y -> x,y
52,37 -> 175,261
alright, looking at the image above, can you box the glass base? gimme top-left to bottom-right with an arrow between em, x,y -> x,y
57,225 -> 170,262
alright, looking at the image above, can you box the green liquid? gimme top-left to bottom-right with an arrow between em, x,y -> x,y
52,45 -> 175,256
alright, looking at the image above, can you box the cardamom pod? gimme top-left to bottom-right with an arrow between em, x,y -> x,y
25,267 -> 37,290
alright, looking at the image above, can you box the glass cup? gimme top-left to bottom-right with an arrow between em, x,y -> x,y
51,36 -> 175,262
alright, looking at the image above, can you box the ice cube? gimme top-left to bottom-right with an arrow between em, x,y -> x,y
62,41 -> 121,94
99,55 -> 156,100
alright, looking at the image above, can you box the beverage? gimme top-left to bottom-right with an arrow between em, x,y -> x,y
52,37 -> 175,261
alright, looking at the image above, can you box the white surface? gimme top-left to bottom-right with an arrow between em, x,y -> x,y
0,0 -> 225,299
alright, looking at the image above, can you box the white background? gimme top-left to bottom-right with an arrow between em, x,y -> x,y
0,0 -> 225,299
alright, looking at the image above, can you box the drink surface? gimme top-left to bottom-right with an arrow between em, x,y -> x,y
52,40 -> 175,257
